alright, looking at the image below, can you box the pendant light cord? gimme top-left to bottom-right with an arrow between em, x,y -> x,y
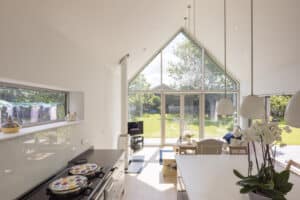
251,0 -> 254,96
224,0 -> 227,98
193,0 -> 196,37
188,5 -> 191,31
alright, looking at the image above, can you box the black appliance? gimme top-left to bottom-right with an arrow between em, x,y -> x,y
128,121 -> 143,136
128,121 -> 144,151
16,149 -> 124,200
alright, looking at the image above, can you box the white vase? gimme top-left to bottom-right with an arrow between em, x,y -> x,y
249,192 -> 271,200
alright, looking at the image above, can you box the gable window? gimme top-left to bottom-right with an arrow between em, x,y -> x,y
129,30 -> 239,145
0,82 -> 67,127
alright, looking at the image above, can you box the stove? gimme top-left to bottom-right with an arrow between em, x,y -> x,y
17,150 -> 116,200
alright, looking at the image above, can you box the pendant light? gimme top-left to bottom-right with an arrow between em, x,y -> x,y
285,91 -> 300,128
239,0 -> 265,120
216,0 -> 234,115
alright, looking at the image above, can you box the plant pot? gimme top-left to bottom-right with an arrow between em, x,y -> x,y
249,192 -> 271,200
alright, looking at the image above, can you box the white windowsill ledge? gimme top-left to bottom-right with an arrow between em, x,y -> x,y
0,121 -> 81,142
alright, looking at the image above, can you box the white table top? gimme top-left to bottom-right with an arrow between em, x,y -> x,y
176,155 -> 300,200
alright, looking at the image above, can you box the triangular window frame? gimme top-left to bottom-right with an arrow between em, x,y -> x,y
129,28 -> 240,93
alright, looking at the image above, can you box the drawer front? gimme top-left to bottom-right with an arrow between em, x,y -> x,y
110,153 -> 126,200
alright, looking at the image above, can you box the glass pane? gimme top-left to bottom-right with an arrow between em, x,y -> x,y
162,33 -> 202,90
269,95 -> 300,164
204,93 -> 237,138
165,95 -> 180,143
184,95 -> 199,138
128,93 -> 161,140
0,86 -> 66,126
204,53 -> 238,91
129,54 -> 161,91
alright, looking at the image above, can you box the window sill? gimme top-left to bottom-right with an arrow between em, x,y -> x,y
0,121 -> 81,142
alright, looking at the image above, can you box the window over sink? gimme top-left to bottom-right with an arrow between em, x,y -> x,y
0,82 -> 68,127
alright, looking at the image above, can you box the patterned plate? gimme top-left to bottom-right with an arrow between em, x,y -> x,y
49,175 -> 88,193
69,163 -> 99,176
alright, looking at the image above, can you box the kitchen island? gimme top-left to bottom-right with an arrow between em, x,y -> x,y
176,155 -> 300,200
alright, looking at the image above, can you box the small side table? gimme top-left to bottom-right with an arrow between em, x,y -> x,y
162,151 -> 177,177
130,134 -> 144,151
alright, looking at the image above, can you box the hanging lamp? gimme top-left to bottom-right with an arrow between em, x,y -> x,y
216,0 -> 234,115
285,91 -> 300,128
239,0 -> 264,120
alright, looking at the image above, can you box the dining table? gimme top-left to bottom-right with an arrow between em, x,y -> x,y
176,155 -> 300,200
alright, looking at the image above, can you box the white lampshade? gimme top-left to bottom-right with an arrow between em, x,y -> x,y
216,98 -> 234,115
285,91 -> 300,128
240,95 -> 265,119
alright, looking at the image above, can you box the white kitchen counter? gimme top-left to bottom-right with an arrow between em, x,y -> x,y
176,155 -> 300,200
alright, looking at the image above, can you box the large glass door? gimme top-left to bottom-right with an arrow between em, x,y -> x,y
204,93 -> 237,138
164,94 -> 201,144
165,95 -> 181,144
184,95 -> 200,139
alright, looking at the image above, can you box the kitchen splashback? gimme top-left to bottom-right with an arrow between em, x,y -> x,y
0,123 -> 90,199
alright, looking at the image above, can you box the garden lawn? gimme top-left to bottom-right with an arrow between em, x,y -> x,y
134,113 -> 231,139
279,125 -> 300,145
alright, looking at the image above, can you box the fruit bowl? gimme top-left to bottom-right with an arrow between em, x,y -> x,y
2,127 -> 20,134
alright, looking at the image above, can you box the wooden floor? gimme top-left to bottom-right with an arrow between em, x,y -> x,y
123,147 -> 177,200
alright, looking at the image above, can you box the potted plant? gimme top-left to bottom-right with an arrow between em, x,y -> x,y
233,121 -> 293,200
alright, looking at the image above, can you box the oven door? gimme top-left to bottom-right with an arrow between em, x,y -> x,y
104,177 -> 115,200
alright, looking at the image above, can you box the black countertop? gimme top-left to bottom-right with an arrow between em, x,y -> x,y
17,148 -> 124,200
69,149 -> 124,168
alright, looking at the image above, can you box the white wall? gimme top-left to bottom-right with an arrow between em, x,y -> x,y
0,0 -> 122,149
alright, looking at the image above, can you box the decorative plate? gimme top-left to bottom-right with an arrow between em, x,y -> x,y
49,175 -> 87,192
69,163 -> 99,176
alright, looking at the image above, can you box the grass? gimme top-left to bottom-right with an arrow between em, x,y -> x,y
133,113 -> 232,139
132,114 -> 300,145
278,123 -> 300,145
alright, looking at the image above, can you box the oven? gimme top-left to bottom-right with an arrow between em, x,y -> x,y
104,167 -> 125,200
104,177 -> 115,200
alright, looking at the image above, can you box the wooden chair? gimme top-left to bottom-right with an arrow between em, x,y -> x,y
286,160 -> 300,171
229,146 -> 248,155
196,139 -> 224,154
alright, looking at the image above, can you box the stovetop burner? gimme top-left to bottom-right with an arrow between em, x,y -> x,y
45,166 -> 110,200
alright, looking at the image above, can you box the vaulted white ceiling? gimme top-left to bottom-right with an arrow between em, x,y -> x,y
0,0 -> 299,95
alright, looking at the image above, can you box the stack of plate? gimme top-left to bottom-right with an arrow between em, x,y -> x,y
48,175 -> 88,196
69,163 -> 100,177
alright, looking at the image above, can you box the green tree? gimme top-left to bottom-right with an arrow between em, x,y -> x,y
129,74 -> 150,91
168,39 -> 202,90
128,74 -> 161,119
167,35 -> 237,90
270,95 -> 291,118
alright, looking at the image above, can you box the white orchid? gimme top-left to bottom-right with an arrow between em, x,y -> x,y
241,121 -> 285,145
243,122 -> 282,144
